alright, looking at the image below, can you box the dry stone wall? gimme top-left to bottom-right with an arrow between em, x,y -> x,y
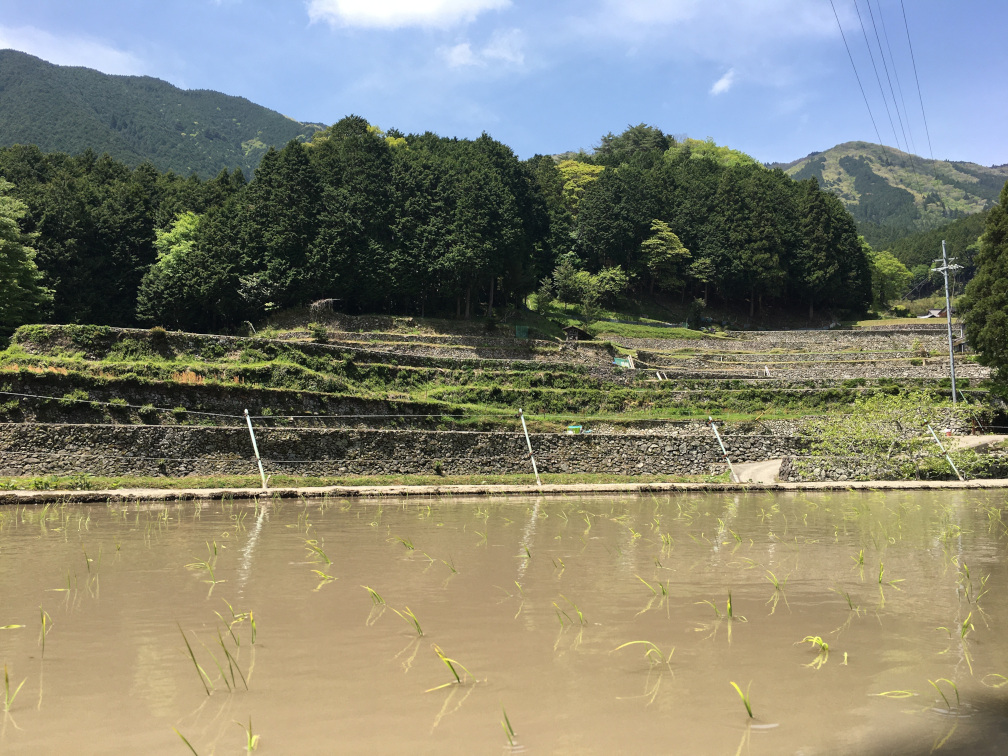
0,423 -> 807,479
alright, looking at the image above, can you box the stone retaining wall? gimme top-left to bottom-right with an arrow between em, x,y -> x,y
0,423 -> 807,479
778,453 -> 1008,482
616,328 -> 957,354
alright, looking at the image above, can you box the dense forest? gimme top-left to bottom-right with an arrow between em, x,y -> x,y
1,119 -> 878,334
0,50 -> 322,178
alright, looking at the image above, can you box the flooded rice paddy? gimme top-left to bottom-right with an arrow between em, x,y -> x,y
2,490 -> 1008,754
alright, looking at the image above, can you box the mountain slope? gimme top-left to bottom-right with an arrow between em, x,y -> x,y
774,141 -> 1008,248
0,49 -> 323,178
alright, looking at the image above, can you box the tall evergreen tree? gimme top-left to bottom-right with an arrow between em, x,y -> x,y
962,180 -> 1008,382
0,178 -> 51,332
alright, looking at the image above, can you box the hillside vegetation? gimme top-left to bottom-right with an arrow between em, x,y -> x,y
0,121 -> 878,337
0,49 -> 322,178
776,141 -> 1008,248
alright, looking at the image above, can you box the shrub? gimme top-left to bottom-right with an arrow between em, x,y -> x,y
308,322 -> 328,344
59,389 -> 89,408
138,404 -> 159,423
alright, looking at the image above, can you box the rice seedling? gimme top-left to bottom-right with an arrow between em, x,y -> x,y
3,665 -> 26,713
928,678 -> 960,713
173,728 -> 199,755
236,716 -> 260,753
765,571 -> 789,614
958,563 -> 990,605
799,635 -> 830,669
871,690 -> 917,699
699,591 -> 746,622
304,539 -> 331,565
39,607 -> 52,659
832,587 -> 863,615
981,674 -> 1008,689
394,536 -> 415,550
217,630 -> 248,691
960,612 -> 974,639
877,560 -> 904,588
312,570 -> 337,591
613,640 -> 675,670
729,680 -> 753,718
390,606 -> 423,636
426,644 -> 475,692
557,595 -> 586,625
186,541 -> 222,591
501,706 -> 516,747
362,586 -> 385,605
179,625 -> 213,696
801,635 -> 829,652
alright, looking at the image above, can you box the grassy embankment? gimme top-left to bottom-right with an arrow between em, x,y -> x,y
0,312 -> 994,490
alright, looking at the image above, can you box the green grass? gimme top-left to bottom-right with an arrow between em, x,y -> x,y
589,321 -> 711,341
0,470 -> 732,492
852,317 -> 945,327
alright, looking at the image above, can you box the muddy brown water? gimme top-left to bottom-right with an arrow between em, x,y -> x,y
2,491 -> 1008,754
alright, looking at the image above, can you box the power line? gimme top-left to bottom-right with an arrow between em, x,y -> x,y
851,0 -> 907,166
873,0 -> 918,157
865,0 -> 927,203
900,0 -> 937,167
828,0 -> 895,170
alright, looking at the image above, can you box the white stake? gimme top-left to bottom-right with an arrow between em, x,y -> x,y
519,409 -> 542,488
927,423 -> 963,481
709,415 -> 739,483
245,409 -> 268,490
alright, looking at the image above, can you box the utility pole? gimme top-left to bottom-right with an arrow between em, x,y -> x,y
931,241 -> 961,406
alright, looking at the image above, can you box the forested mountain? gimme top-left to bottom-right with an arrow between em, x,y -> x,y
0,50 -> 322,178
774,141 -> 1008,248
888,211 -> 988,270
0,121 -> 876,335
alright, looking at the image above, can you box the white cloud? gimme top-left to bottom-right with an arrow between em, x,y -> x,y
307,0 -> 510,29
443,42 -> 479,67
483,28 -> 523,65
0,25 -> 146,75
440,28 -> 524,68
710,68 -> 735,96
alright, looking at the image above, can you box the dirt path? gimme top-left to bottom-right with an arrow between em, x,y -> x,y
950,434 -> 1007,451
4,476 -> 1008,505
733,459 -> 783,484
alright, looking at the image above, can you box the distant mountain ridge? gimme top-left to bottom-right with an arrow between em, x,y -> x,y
772,141 -> 1008,248
0,49 -> 323,178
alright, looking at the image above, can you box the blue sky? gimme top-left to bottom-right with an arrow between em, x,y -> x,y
1,0 -> 1005,166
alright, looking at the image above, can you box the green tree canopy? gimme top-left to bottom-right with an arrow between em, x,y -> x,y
0,178 -> 51,331
640,218 -> 690,293
962,180 -> 1008,382
869,247 -> 912,309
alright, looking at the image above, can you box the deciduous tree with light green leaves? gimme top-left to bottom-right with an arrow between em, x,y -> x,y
135,211 -> 202,328
640,218 -> 690,293
0,178 -> 51,332
869,247 -> 912,309
556,159 -> 605,217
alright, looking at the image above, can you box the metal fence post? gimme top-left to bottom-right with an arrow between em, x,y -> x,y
245,409 -> 268,490
519,409 -> 542,488
709,415 -> 739,483
927,423 -> 964,481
